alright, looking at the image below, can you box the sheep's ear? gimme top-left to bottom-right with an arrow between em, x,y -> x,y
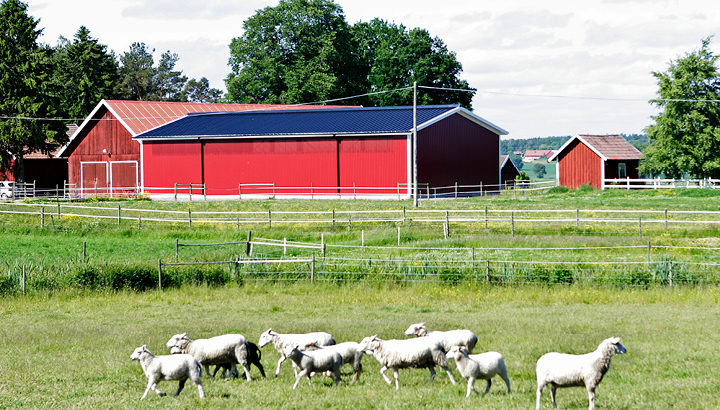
181,333 -> 187,338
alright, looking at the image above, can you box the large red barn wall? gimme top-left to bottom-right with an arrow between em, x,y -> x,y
67,108 -> 140,191
143,136 -> 407,195
417,114 -> 500,189
557,139 -> 602,188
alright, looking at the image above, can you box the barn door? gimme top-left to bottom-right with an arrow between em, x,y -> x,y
80,162 -> 108,197
110,161 -> 138,197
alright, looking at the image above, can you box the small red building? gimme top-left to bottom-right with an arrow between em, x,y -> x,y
548,134 -> 642,189
500,155 -> 520,184
134,105 -> 508,197
56,100 -> 338,196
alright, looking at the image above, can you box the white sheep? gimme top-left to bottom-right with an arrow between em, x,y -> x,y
130,345 -> 204,400
535,337 -> 627,410
404,322 -> 478,353
307,341 -> 364,382
257,328 -> 335,377
166,333 -> 252,381
284,344 -> 343,389
446,345 -> 511,398
357,334 -> 457,390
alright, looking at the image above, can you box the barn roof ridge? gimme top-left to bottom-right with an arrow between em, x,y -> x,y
548,134 -> 643,162
183,104 -> 460,117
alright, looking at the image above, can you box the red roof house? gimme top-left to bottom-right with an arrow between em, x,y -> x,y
56,100 -> 345,196
548,134 -> 643,189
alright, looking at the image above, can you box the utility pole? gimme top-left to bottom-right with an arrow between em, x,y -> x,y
413,81 -> 418,208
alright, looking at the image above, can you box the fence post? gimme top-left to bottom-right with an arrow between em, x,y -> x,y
486,260 -> 490,282
238,184 -> 242,200
118,205 -> 121,225
246,231 -> 252,256
188,209 -> 192,229
174,183 -> 178,201
480,181 -> 483,196
157,259 -> 162,290
175,238 -> 179,262
361,229 -> 365,246
397,227 -> 401,246
40,208 -> 44,228
310,255 -> 315,283
353,183 -> 356,200
647,241 -> 651,266
576,209 -> 579,227
268,209 -> 272,228
321,234 -> 325,257
310,182 -> 314,199
484,206 -> 488,229
402,207 -> 406,223
272,182 -> 276,197
57,200 -> 60,217
454,182 -> 458,198
332,209 -> 335,226
348,215 -> 351,230
236,216 -> 240,231
638,216 -> 642,236
664,209 -> 668,229
443,222 -> 448,239
203,184 -> 207,201
511,212 -> 515,237
445,210 -> 450,231
426,185 -> 430,199
668,260 -> 673,287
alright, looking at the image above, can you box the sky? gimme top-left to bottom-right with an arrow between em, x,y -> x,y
26,0 -> 720,139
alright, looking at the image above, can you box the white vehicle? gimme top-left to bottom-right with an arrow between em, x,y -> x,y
0,181 -> 14,199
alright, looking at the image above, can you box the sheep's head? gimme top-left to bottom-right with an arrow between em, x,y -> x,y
358,335 -> 381,354
165,333 -> 187,349
130,345 -> 149,361
258,328 -> 276,347
404,322 -> 427,336
283,344 -> 302,359
606,337 -> 627,355
446,345 -> 468,361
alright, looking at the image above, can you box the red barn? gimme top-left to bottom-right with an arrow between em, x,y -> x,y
548,134 -> 642,189
500,155 -> 520,185
56,100 -> 340,196
134,105 -> 508,198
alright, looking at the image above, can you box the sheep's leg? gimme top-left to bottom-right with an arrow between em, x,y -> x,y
428,366 -> 436,383
174,379 -> 186,396
393,368 -> 400,390
466,377 -> 476,398
550,384 -> 558,408
140,382 -> 153,400
241,362 -> 252,381
501,371 -> 511,393
587,386 -> 595,410
274,356 -> 286,377
293,369 -> 309,390
535,382 -> 546,410
145,380 -> 165,398
442,365 -> 456,385
379,365 -> 392,385
480,378 -> 490,396
203,364 -> 214,378
333,368 -> 341,385
196,382 -> 205,399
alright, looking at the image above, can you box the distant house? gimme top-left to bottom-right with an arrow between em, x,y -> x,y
548,134 -> 642,189
500,155 -> 520,184
522,149 -> 553,162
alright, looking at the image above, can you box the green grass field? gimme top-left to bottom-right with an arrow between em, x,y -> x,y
1,284 -> 718,408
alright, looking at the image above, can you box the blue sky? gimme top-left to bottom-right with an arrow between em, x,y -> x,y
28,0 -> 720,138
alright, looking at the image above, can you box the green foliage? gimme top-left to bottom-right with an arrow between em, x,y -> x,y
181,77 -> 222,103
641,38 -> 720,178
226,0 -> 363,104
117,42 -> 155,100
0,0 -> 66,180
49,26 -> 120,120
515,171 -> 530,182
533,162 -> 547,178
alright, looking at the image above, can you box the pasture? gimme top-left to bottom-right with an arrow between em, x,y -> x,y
1,284 -> 719,408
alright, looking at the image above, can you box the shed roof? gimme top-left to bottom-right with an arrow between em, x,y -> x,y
548,134 -> 642,162
134,105 -> 508,140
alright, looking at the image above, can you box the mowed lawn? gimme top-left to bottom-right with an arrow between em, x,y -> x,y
1,284 -> 719,409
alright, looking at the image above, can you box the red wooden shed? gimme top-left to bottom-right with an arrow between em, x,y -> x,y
548,134 -> 643,189
56,100 -> 339,196
500,155 -> 520,185
134,105 -> 508,198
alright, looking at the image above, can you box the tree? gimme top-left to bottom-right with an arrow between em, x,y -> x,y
181,77 -> 222,103
533,163 -> 547,178
640,38 -> 720,178
226,0 -> 365,104
354,19 -> 475,107
154,51 -> 187,101
50,26 -> 120,120
117,42 -> 155,100
0,0 -> 66,181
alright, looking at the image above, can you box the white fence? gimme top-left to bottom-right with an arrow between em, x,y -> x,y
603,178 -> 720,190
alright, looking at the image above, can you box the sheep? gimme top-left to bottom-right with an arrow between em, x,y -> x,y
357,334 -> 456,390
404,322 -> 478,353
284,344 -> 343,389
446,345 -> 511,398
166,333 -> 252,381
306,341 -> 364,382
130,345 -> 204,400
258,328 -> 335,377
535,337 -> 627,410
211,341 -> 266,379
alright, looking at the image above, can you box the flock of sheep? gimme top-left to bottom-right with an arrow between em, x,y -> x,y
130,322 -> 626,409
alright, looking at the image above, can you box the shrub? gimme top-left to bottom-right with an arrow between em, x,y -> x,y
548,186 -> 569,194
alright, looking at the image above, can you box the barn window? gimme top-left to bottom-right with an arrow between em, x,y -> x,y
618,162 -> 627,178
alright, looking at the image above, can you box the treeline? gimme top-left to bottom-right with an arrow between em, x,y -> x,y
502,134 -> 649,161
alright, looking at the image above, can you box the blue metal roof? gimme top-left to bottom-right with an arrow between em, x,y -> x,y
134,105 -> 460,139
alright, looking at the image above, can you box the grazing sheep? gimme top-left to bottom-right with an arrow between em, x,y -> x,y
404,322 -> 478,353
307,341 -> 364,382
357,335 -> 456,390
258,328 -> 335,377
130,345 -> 204,400
446,345 -> 511,398
284,344 -> 343,389
535,337 -> 627,410
212,341 -> 266,379
166,333 -> 252,381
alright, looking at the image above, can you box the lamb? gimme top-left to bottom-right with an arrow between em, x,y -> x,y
306,341 -> 364,382
357,334 -> 456,390
258,328 -> 335,377
166,333 -> 252,381
211,341 -> 266,379
446,345 -> 511,398
535,337 -> 627,410
404,322 -> 478,353
284,344 -> 343,389
130,345 -> 204,400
